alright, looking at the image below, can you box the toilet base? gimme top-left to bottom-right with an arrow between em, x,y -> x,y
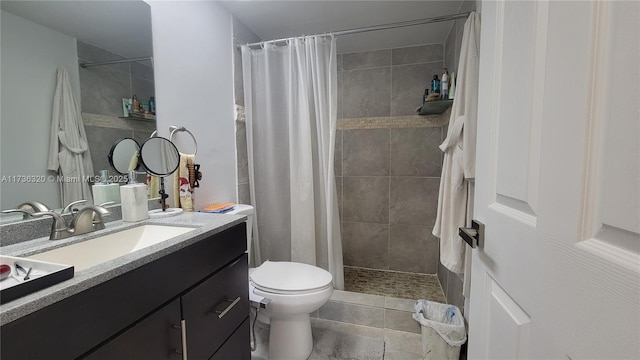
268,313 -> 313,360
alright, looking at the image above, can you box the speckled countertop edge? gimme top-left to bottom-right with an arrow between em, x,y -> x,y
0,212 -> 246,326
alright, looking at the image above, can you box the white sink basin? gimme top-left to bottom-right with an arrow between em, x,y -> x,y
27,225 -> 195,271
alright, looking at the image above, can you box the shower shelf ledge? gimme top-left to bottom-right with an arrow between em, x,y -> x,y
418,100 -> 453,115
119,114 -> 156,122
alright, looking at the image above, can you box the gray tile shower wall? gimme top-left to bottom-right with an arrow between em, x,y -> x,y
340,45 -> 444,118
337,44 -> 447,275
77,41 -> 155,179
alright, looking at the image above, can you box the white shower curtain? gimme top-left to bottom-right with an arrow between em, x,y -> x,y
241,36 -> 344,289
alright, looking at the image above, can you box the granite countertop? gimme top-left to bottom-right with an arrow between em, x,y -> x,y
0,212 -> 246,326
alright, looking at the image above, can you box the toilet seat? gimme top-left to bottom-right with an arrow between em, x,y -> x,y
250,261 -> 333,295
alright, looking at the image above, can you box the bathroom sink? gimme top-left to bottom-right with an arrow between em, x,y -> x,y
27,225 -> 195,271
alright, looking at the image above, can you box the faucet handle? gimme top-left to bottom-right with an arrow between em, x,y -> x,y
90,205 -> 111,231
61,200 -> 87,214
1,209 -> 33,220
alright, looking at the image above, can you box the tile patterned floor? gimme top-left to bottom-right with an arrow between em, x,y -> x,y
344,266 -> 446,302
251,317 -> 425,360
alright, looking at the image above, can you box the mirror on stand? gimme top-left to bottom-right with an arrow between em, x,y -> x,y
139,137 -> 181,217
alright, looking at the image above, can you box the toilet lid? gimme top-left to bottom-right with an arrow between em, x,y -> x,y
250,261 -> 333,294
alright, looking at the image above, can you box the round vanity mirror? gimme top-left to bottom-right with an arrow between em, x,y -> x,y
108,138 -> 141,175
139,137 -> 181,217
139,137 -> 180,176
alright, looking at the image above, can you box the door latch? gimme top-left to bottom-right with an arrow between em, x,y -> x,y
459,220 -> 484,248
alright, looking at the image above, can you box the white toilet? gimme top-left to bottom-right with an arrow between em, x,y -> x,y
226,204 -> 334,360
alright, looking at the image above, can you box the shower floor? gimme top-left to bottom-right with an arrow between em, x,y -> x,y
344,266 -> 446,302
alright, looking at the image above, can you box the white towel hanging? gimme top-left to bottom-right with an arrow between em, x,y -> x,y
433,12 -> 481,274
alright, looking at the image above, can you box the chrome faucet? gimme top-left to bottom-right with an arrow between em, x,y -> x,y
33,205 -> 111,240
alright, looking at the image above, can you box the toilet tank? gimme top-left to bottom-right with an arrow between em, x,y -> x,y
225,204 -> 254,260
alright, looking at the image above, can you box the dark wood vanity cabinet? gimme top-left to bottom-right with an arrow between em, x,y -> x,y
0,223 -> 250,360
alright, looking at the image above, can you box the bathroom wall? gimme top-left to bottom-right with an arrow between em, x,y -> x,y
78,41 -> 155,178
0,10 -> 80,209
336,44 -> 447,275
438,0 -> 476,312
232,16 -> 261,205
149,1 -> 237,206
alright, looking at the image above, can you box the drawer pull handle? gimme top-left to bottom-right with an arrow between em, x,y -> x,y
215,297 -> 241,319
177,320 -> 187,360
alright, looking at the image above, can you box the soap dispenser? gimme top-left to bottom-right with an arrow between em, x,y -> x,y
120,171 -> 149,222
92,170 -> 120,205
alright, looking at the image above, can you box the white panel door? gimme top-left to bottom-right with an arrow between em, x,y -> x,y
469,1 -> 639,358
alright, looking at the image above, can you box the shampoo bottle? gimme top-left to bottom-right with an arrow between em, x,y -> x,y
120,171 -> 149,222
441,68 -> 449,99
92,170 -> 120,205
431,75 -> 440,94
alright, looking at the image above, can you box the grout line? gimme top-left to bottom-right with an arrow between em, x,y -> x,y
345,265 -> 439,277
128,63 -> 133,98
387,126 -> 392,272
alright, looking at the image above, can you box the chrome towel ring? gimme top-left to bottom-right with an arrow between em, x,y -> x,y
169,125 -> 198,156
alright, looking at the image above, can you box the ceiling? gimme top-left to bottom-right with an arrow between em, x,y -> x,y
0,1 -> 153,59
219,0 -> 468,53
1,1 -> 470,58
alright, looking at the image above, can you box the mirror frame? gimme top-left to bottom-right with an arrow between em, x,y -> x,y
108,138 -> 141,175
139,137 -> 180,177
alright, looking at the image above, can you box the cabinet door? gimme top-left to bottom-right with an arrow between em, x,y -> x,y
182,255 -> 249,359
83,299 -> 183,360
210,318 -> 251,360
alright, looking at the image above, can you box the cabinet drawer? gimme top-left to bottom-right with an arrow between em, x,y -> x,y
84,299 -> 182,360
181,254 -> 249,359
210,317 -> 250,360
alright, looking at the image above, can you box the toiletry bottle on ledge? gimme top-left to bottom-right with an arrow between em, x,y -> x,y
149,96 -> 155,114
93,170 -> 120,205
132,95 -> 141,114
431,75 -> 440,94
441,68 -> 449,99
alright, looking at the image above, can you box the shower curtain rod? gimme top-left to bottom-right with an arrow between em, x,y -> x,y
79,56 -> 153,68
241,11 -> 471,49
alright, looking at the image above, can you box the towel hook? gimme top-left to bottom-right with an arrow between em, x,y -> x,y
169,126 -> 198,156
